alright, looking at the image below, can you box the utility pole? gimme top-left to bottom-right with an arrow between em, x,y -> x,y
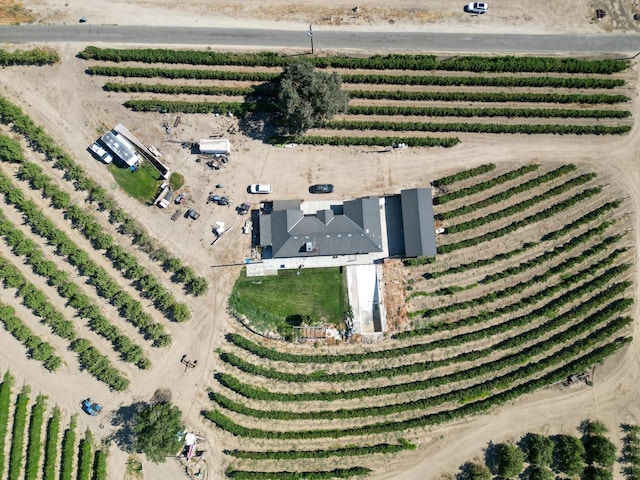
308,24 -> 314,54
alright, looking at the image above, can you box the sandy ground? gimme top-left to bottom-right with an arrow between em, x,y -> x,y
0,0 -> 640,479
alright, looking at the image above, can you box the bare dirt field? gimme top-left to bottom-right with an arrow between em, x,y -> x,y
1,1 -> 640,479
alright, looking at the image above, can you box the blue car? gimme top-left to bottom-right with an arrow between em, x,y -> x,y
81,398 -> 102,416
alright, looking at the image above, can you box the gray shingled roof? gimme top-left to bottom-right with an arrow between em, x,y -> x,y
262,197 -> 383,258
401,188 -> 437,257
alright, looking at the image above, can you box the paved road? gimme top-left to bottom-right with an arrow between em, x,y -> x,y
1,24 -> 640,54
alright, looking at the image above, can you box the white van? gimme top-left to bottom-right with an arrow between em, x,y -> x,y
249,184 -> 272,194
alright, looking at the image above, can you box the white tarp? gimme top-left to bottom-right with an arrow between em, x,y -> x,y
199,138 -> 230,154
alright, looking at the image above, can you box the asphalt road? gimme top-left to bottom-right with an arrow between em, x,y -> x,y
1,24 -> 640,54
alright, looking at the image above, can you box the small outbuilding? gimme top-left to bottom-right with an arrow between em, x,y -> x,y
199,138 -> 230,155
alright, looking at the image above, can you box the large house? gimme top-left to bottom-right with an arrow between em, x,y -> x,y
257,188 -> 437,263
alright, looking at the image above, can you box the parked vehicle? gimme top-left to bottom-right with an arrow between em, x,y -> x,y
186,209 -> 200,220
237,202 -> 251,215
81,398 -> 102,416
248,184 -> 272,194
88,142 -> 113,164
309,184 -> 334,194
466,2 -> 489,13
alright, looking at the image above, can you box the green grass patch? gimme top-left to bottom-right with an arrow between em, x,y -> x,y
229,267 -> 347,337
169,172 -> 184,190
107,160 -> 161,203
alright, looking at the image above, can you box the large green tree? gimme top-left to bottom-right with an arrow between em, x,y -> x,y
585,435 -> 617,467
554,434 -> 586,476
526,433 -> 554,466
459,461 -> 491,480
131,401 -> 184,463
277,60 -> 349,134
496,442 -> 525,478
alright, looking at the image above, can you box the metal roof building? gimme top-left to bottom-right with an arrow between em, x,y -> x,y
101,131 -> 139,167
400,188 -> 437,257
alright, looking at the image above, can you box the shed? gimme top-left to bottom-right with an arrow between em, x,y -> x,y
199,138 -> 230,155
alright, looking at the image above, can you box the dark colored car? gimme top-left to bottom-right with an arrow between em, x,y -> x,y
309,184 -> 334,194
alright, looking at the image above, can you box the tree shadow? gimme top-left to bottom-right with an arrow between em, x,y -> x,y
108,401 -> 147,453
236,80 -> 281,142
484,440 -> 499,475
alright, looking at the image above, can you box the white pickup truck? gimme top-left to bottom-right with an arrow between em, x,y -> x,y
89,142 -> 113,164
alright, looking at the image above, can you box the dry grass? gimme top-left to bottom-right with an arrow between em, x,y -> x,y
0,0 -> 33,24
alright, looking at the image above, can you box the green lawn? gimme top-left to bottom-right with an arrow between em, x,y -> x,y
229,267 -> 348,337
108,160 -> 162,203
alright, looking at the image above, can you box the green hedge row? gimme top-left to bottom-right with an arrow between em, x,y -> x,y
226,466 -> 372,479
444,172 -> 597,233
213,311 -> 631,420
77,430 -> 93,480
437,187 -> 602,254
71,338 -> 129,391
123,99 -> 268,115
219,279 -> 631,403
59,417 -> 76,480
414,244 -> 626,317
104,81 -> 275,96
322,120 -> 632,136
78,48 -> 629,73
87,65 -> 625,88
0,47 -> 59,66
87,65 -> 280,81
8,386 -> 30,480
225,440 -> 413,460
0,97 -> 208,297
347,105 -> 631,119
0,372 -> 14,475
10,157 -> 190,323
0,213 -> 153,364
42,407 -> 61,480
433,164 -> 495,187
0,300 -> 61,372
348,90 -> 629,104
437,164 -> 575,217
205,337 -> 631,439
92,449 -> 108,480
435,163 -> 542,205
24,395 -> 47,480
420,200 -> 620,281
283,135 -> 460,148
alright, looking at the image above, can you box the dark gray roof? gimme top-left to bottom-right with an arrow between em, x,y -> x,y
401,188 -> 437,257
261,197 -> 383,258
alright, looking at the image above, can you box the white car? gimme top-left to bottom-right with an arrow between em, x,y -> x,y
467,2 -> 489,13
89,142 -> 113,164
248,184 -> 272,194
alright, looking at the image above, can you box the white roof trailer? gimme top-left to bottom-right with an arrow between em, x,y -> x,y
101,131 -> 139,167
199,138 -> 230,155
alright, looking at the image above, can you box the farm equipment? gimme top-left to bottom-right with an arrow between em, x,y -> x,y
208,193 -> 230,206
211,221 -> 233,245
81,398 -> 102,416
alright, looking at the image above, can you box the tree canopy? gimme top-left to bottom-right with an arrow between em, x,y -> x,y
526,433 -> 554,466
277,60 -> 349,134
585,435 -> 617,467
496,442 -> 525,478
554,434 -> 586,476
0,135 -> 24,163
131,400 -> 184,463
459,461 -> 491,480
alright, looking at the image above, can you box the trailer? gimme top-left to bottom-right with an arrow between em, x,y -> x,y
199,138 -> 230,155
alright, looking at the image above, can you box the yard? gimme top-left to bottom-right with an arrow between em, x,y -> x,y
229,267 -> 348,337
107,159 -> 162,203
